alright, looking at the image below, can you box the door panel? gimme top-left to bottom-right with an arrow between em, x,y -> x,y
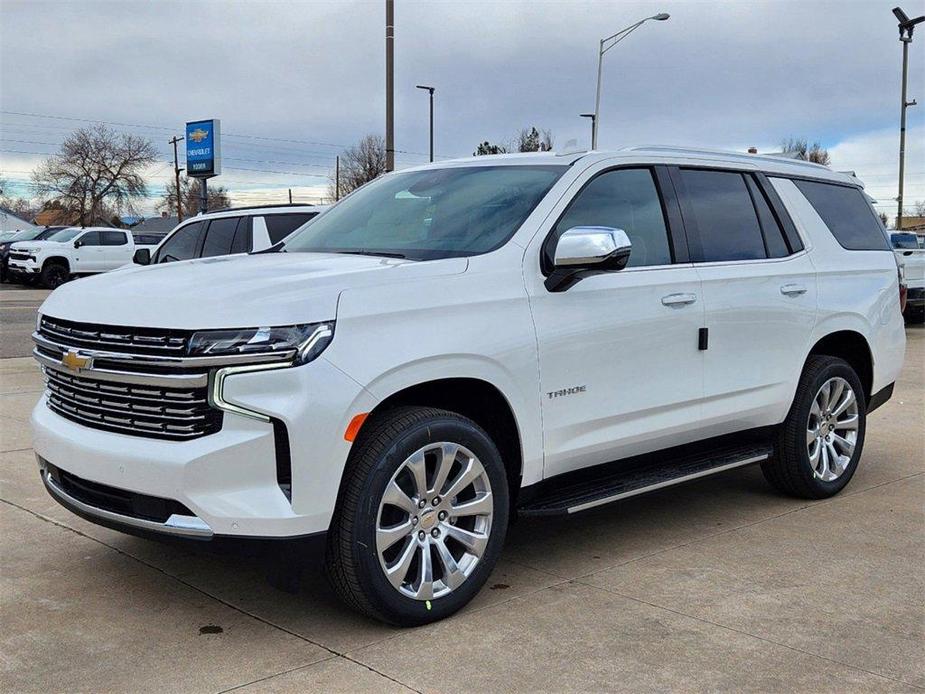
100,231 -> 132,269
530,266 -> 704,477
526,163 -> 705,478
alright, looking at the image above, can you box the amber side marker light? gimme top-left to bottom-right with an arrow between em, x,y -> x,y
344,413 -> 369,442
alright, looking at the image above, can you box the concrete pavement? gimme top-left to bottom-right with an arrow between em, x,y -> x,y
1,327 -> 922,692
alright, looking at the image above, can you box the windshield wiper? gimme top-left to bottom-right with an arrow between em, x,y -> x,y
334,250 -> 408,259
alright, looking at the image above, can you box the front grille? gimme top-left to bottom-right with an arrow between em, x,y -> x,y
45,462 -> 194,523
45,367 -> 222,440
40,315 -> 191,356
9,251 -> 30,261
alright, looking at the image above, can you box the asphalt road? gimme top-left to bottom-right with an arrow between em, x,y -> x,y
0,285 -> 50,359
0,306 -> 922,690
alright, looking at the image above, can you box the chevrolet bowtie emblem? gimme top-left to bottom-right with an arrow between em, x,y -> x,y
62,350 -> 92,373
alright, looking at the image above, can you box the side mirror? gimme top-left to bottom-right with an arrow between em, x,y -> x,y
73,240 -> 82,249
133,248 -> 151,265
545,226 -> 632,292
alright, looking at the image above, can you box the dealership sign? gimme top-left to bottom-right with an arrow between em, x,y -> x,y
185,119 -> 221,178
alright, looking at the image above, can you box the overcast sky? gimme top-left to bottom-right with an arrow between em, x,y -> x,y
1,0 -> 923,218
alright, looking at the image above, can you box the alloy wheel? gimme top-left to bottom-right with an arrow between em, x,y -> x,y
806,376 -> 859,482
375,442 -> 493,600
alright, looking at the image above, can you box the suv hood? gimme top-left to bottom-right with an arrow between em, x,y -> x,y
40,252 -> 467,329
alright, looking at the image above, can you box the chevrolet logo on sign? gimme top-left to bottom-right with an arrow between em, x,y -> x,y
62,350 -> 92,373
188,128 -> 209,143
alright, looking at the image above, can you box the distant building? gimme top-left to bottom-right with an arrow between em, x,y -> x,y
133,212 -> 179,234
0,206 -> 37,232
32,208 -> 117,228
898,216 -> 925,232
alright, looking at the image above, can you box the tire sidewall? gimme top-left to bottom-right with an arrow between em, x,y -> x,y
788,359 -> 867,495
42,264 -> 68,289
350,415 -> 509,625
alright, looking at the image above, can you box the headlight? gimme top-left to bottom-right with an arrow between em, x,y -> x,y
188,322 -> 334,364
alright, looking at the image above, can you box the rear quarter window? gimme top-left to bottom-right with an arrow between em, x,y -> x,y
793,180 -> 890,251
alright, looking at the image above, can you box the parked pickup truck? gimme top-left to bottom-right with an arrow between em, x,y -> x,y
892,232 -> 925,322
8,227 -> 160,288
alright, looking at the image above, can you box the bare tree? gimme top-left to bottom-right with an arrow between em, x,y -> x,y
330,134 -> 388,198
515,126 -> 553,152
879,212 -> 889,228
473,141 -> 508,156
31,124 -> 157,226
0,174 -> 38,221
912,200 -> 925,217
780,137 -> 831,166
160,175 -> 231,218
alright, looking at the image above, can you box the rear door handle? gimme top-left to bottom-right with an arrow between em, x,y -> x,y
780,284 -> 808,296
661,293 -> 698,306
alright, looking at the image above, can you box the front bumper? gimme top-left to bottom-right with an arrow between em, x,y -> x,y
32,357 -> 376,539
8,258 -> 40,275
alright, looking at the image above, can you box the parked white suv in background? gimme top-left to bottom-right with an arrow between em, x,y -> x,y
133,204 -> 330,266
30,147 -> 905,626
8,227 -> 159,288
891,231 -> 925,322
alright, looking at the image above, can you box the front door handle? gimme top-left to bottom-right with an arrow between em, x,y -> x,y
780,284 -> 808,296
661,293 -> 698,307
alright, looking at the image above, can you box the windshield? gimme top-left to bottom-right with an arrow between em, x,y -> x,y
891,233 -> 920,250
47,227 -> 82,242
283,165 -> 566,260
9,228 -> 44,242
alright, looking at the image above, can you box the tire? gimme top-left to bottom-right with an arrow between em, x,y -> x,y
762,355 -> 866,499
325,406 -> 509,626
40,262 -> 69,289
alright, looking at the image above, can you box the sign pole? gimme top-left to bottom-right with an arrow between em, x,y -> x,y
199,179 -> 208,215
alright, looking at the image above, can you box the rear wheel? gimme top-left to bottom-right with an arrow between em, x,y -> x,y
40,262 -> 69,289
325,406 -> 509,626
762,355 -> 866,499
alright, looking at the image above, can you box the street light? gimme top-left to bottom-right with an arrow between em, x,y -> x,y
893,6 -> 924,230
579,113 -> 596,149
592,12 -> 669,149
416,84 -> 436,162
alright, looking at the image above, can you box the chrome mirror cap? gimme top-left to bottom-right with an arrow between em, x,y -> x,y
554,226 -> 632,267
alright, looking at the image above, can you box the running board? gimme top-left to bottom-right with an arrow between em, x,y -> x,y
518,444 -> 773,517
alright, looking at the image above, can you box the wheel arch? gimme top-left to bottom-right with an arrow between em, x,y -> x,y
360,377 -> 525,504
42,256 -> 70,271
805,330 -> 874,402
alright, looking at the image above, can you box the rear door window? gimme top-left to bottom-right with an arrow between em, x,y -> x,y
265,213 -> 317,244
101,231 -> 128,246
200,217 -> 241,258
156,221 -> 205,263
678,169 -> 766,262
792,180 -> 890,251
745,176 -> 789,258
230,217 -> 250,254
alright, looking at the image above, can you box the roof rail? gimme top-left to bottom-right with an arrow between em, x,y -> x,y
207,203 -> 317,214
621,145 -> 833,172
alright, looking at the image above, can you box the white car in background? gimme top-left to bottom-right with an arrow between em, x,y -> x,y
132,204 -> 330,266
8,227 -> 160,288
891,231 -> 924,322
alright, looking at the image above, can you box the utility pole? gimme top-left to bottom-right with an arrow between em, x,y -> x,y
416,85 -> 435,162
893,7 -> 924,230
335,155 -> 340,201
288,188 -> 293,204
385,0 -> 395,172
169,135 -> 185,222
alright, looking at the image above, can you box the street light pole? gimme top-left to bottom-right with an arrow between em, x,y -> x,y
893,7 -> 924,230
385,0 -> 395,172
591,12 -> 669,150
416,85 -> 435,162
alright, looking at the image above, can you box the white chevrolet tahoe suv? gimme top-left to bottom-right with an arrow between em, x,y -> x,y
30,147 -> 906,625
9,227 -> 158,288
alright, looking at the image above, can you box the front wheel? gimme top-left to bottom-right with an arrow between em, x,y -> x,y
325,406 -> 509,626
40,262 -> 70,289
762,355 -> 866,499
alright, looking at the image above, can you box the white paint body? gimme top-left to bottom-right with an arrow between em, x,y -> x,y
31,148 -> 907,538
9,227 -> 151,277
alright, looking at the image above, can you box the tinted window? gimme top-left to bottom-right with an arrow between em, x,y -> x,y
679,169 -> 766,262
133,234 -> 166,246
554,168 -> 672,268
890,233 -> 919,250
283,165 -> 566,260
793,180 -> 890,251
157,221 -> 204,263
230,218 -> 250,254
745,176 -> 789,258
265,213 -> 316,244
79,231 -> 102,246
201,217 -> 240,258
101,231 -> 128,246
